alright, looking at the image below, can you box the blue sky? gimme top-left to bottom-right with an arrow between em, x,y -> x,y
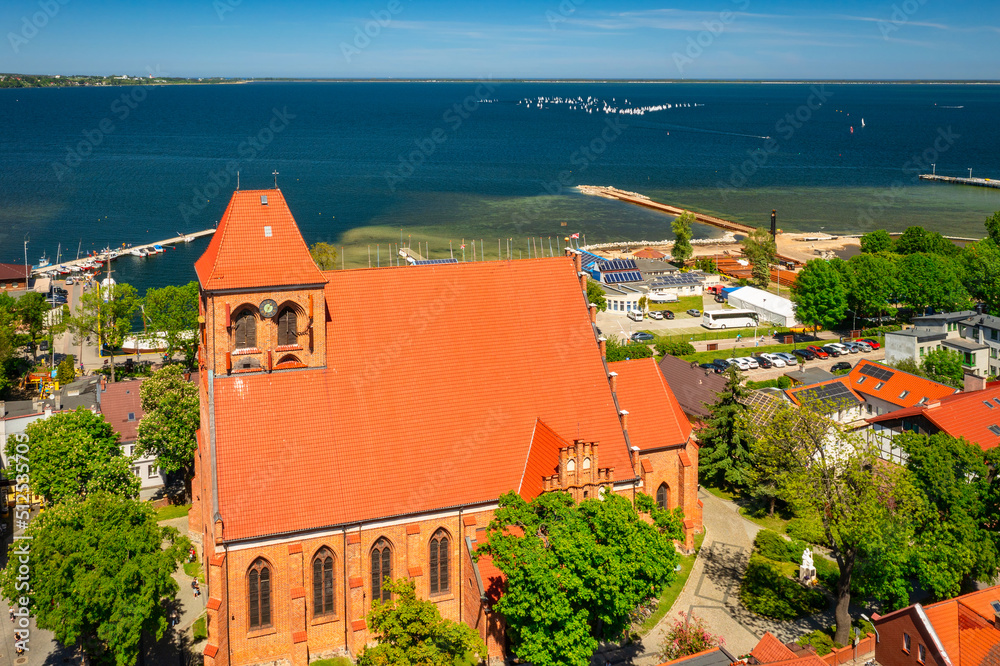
2,0 -> 998,79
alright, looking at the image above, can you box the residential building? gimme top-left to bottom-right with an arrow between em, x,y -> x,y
647,271 -> 710,301
656,355 -> 727,426
0,263 -> 30,292
632,248 -> 667,260
884,310 -> 989,376
726,286 -> 798,328
846,359 -> 956,418
98,378 -> 165,490
956,312 -> 1000,376
191,189 -> 702,666
632,257 -> 678,277
871,584 -> 1000,666
784,378 -> 866,424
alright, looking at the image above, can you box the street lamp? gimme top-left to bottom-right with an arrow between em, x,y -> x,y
860,614 -> 879,644
969,168 -> 973,179
931,163 -> 936,175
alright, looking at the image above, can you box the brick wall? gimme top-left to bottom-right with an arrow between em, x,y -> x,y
875,611 -> 946,666
819,634 -> 875,666
635,439 -> 703,549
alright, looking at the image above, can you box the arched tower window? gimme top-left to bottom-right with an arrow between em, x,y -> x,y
248,558 -> 272,628
656,483 -> 670,511
312,547 -> 335,617
429,529 -> 450,595
371,538 -> 392,603
277,307 -> 298,346
234,309 -> 257,348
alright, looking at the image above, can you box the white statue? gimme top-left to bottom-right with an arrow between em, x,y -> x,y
802,548 -> 814,570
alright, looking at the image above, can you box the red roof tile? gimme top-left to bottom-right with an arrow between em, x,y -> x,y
847,359 -> 955,409
210,253 -> 635,541
0,263 -> 29,281
751,633 -> 798,664
867,386 -> 1000,451
194,189 -> 326,291
99,378 -> 145,442
633,248 -> 666,259
610,358 -> 693,451
518,420 -> 572,499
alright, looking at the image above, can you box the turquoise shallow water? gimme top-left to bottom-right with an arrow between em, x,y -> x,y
1,82 -> 998,289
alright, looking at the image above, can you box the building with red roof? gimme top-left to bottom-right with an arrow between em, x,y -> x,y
97,377 -> 164,490
871,584 -> 1000,666
867,384 -> 1000,453
0,262 -> 30,292
845,359 -> 956,416
191,189 -> 701,666
633,247 -> 667,260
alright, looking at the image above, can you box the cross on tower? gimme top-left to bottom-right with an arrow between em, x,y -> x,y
273,170 -> 279,188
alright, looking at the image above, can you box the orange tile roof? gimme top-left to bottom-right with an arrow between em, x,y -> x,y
847,359 -> 956,409
609,358 -> 693,451
633,248 -> 666,259
194,189 -> 327,291
518,420 -> 570,499
923,601 -> 960,661
99,378 -> 145,442
957,602 -> 1000,666
210,255 -> 635,541
751,632 -> 797,663
867,386 -> 1000,451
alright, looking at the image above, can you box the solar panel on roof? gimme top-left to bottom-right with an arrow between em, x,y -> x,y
798,382 -> 859,407
604,271 -> 642,284
598,258 -> 637,272
859,364 -> 894,381
413,258 -> 459,265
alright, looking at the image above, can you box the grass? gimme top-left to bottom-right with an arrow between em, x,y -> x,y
309,659 -> 353,666
639,531 -> 706,635
739,506 -> 794,533
648,295 -> 706,316
701,483 -> 739,502
192,615 -> 208,642
155,503 -> 191,521
184,560 -> 205,583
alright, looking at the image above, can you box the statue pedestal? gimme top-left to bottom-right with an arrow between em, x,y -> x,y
799,566 -> 817,584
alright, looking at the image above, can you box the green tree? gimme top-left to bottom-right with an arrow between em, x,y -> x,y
984,210 -> 1000,246
893,226 -> 958,256
896,253 -> 969,314
961,239 -> 1000,315
0,493 -> 188,666
477,491 -> 681,666
694,257 -> 717,273
791,260 -> 847,332
309,241 -> 339,270
0,293 -> 21,395
751,402 -> 916,645
135,365 -> 199,495
142,281 -> 199,369
57,354 -> 77,385
9,408 -> 139,505
637,295 -> 649,313
859,229 -> 893,254
846,253 -> 896,319
586,279 -> 607,312
897,432 -> 1000,599
671,211 -> 695,265
921,348 -> 964,388
605,337 -> 653,362
66,282 -> 139,383
358,578 -> 486,666
698,367 -> 754,491
16,291 -> 49,356
741,228 -> 776,288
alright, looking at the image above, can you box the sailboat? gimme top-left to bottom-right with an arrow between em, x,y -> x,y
861,118 -> 866,128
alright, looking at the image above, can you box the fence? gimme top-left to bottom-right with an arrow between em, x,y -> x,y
819,634 -> 875,666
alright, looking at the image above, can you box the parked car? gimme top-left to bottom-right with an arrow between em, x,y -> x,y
53,287 -> 68,295
774,352 -> 798,365
860,338 -> 881,350
647,310 -> 663,321
752,355 -> 773,369
820,345 -> 842,357
686,309 -> 701,317
661,310 -> 675,320
711,359 -> 733,372
841,341 -> 864,353
631,331 -> 654,342
828,342 -> 852,355
806,345 -> 829,359
760,353 -> 786,368
38,340 -> 49,351
831,361 -> 853,372
700,362 -> 723,373
64,277 -> 75,285
793,349 -> 817,361
851,340 -> 872,352
627,311 -> 644,322
742,357 -> 759,369
729,357 -> 751,371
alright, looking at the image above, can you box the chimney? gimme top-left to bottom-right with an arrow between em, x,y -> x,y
578,271 -> 588,291
100,376 -> 107,392
43,404 -> 52,417
598,336 -> 607,358
964,371 -> 987,393
608,371 -> 618,393
619,409 -> 629,431
588,303 -> 598,323
976,302 -> 985,316
574,251 -> 582,273
54,391 -> 61,411
994,610 -> 1000,631
630,445 -> 640,469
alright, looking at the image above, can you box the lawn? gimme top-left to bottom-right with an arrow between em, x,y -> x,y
700,483 -> 739,502
739,506 -> 794,533
155,503 -> 191,521
184,560 -> 205,583
192,615 -> 208,642
648,295 -> 706,317
639,531 -> 706,635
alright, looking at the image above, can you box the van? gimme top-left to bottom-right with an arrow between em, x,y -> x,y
627,311 -> 643,322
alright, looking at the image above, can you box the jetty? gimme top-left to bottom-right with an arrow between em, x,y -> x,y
918,174 -> 1000,190
33,228 -> 216,276
577,185 -> 757,235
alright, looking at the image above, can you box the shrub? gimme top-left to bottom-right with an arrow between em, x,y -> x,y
815,556 -> 840,590
658,611 -> 725,661
606,340 -> 654,362
797,629 -> 840,656
740,553 -> 827,620
776,375 -> 792,389
656,340 -> 696,357
748,376 -> 793,390
753,530 -> 791,561
57,354 -> 76,385
786,516 -> 829,546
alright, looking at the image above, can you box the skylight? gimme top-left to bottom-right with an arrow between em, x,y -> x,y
985,401 -> 995,409
900,391 -> 910,399
857,377 -> 866,384
989,425 -> 1000,436
875,382 -> 885,390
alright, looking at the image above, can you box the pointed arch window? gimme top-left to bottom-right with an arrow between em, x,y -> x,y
656,483 -> 669,511
277,308 -> 298,346
234,309 -> 257,348
248,558 -> 272,628
371,538 -> 392,603
429,529 -> 450,595
312,547 -> 335,617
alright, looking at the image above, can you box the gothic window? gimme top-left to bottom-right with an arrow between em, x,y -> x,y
275,354 -> 304,369
234,309 -> 257,348
312,547 -> 335,617
371,538 -> 392,603
277,308 -> 298,346
656,483 -> 669,510
429,529 -> 450,595
248,558 -> 272,628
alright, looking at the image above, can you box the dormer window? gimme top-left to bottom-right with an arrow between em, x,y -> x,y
234,309 -> 257,349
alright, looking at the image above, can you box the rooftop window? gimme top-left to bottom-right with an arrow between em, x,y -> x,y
985,401 -> 994,409
875,382 -> 884,390
900,391 -> 910,399
857,377 -> 866,384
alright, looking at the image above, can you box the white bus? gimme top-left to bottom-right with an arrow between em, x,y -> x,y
702,309 -> 760,329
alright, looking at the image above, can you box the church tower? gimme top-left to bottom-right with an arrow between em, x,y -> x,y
194,189 -> 328,376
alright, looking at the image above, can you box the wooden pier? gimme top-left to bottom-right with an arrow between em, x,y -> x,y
918,174 -> 1000,189
577,185 -> 757,235
32,228 -> 216,276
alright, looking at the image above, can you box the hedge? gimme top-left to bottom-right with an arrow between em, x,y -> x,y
655,340 -> 696,357
747,376 -> 792,390
740,553 -> 827,620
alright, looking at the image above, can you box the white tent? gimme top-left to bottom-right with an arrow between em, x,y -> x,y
727,286 -> 799,328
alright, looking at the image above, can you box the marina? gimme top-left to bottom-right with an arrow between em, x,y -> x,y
576,185 -> 758,235
918,174 -> 1000,190
30,229 -> 215,277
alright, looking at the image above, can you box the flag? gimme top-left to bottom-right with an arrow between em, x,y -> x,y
570,233 -> 580,239
460,244 -> 465,249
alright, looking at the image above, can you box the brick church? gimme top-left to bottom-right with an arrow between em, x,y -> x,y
189,189 -> 702,665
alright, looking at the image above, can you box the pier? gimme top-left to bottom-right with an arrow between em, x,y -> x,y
577,185 -> 757,235
33,228 -> 216,276
918,174 -> 1000,189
